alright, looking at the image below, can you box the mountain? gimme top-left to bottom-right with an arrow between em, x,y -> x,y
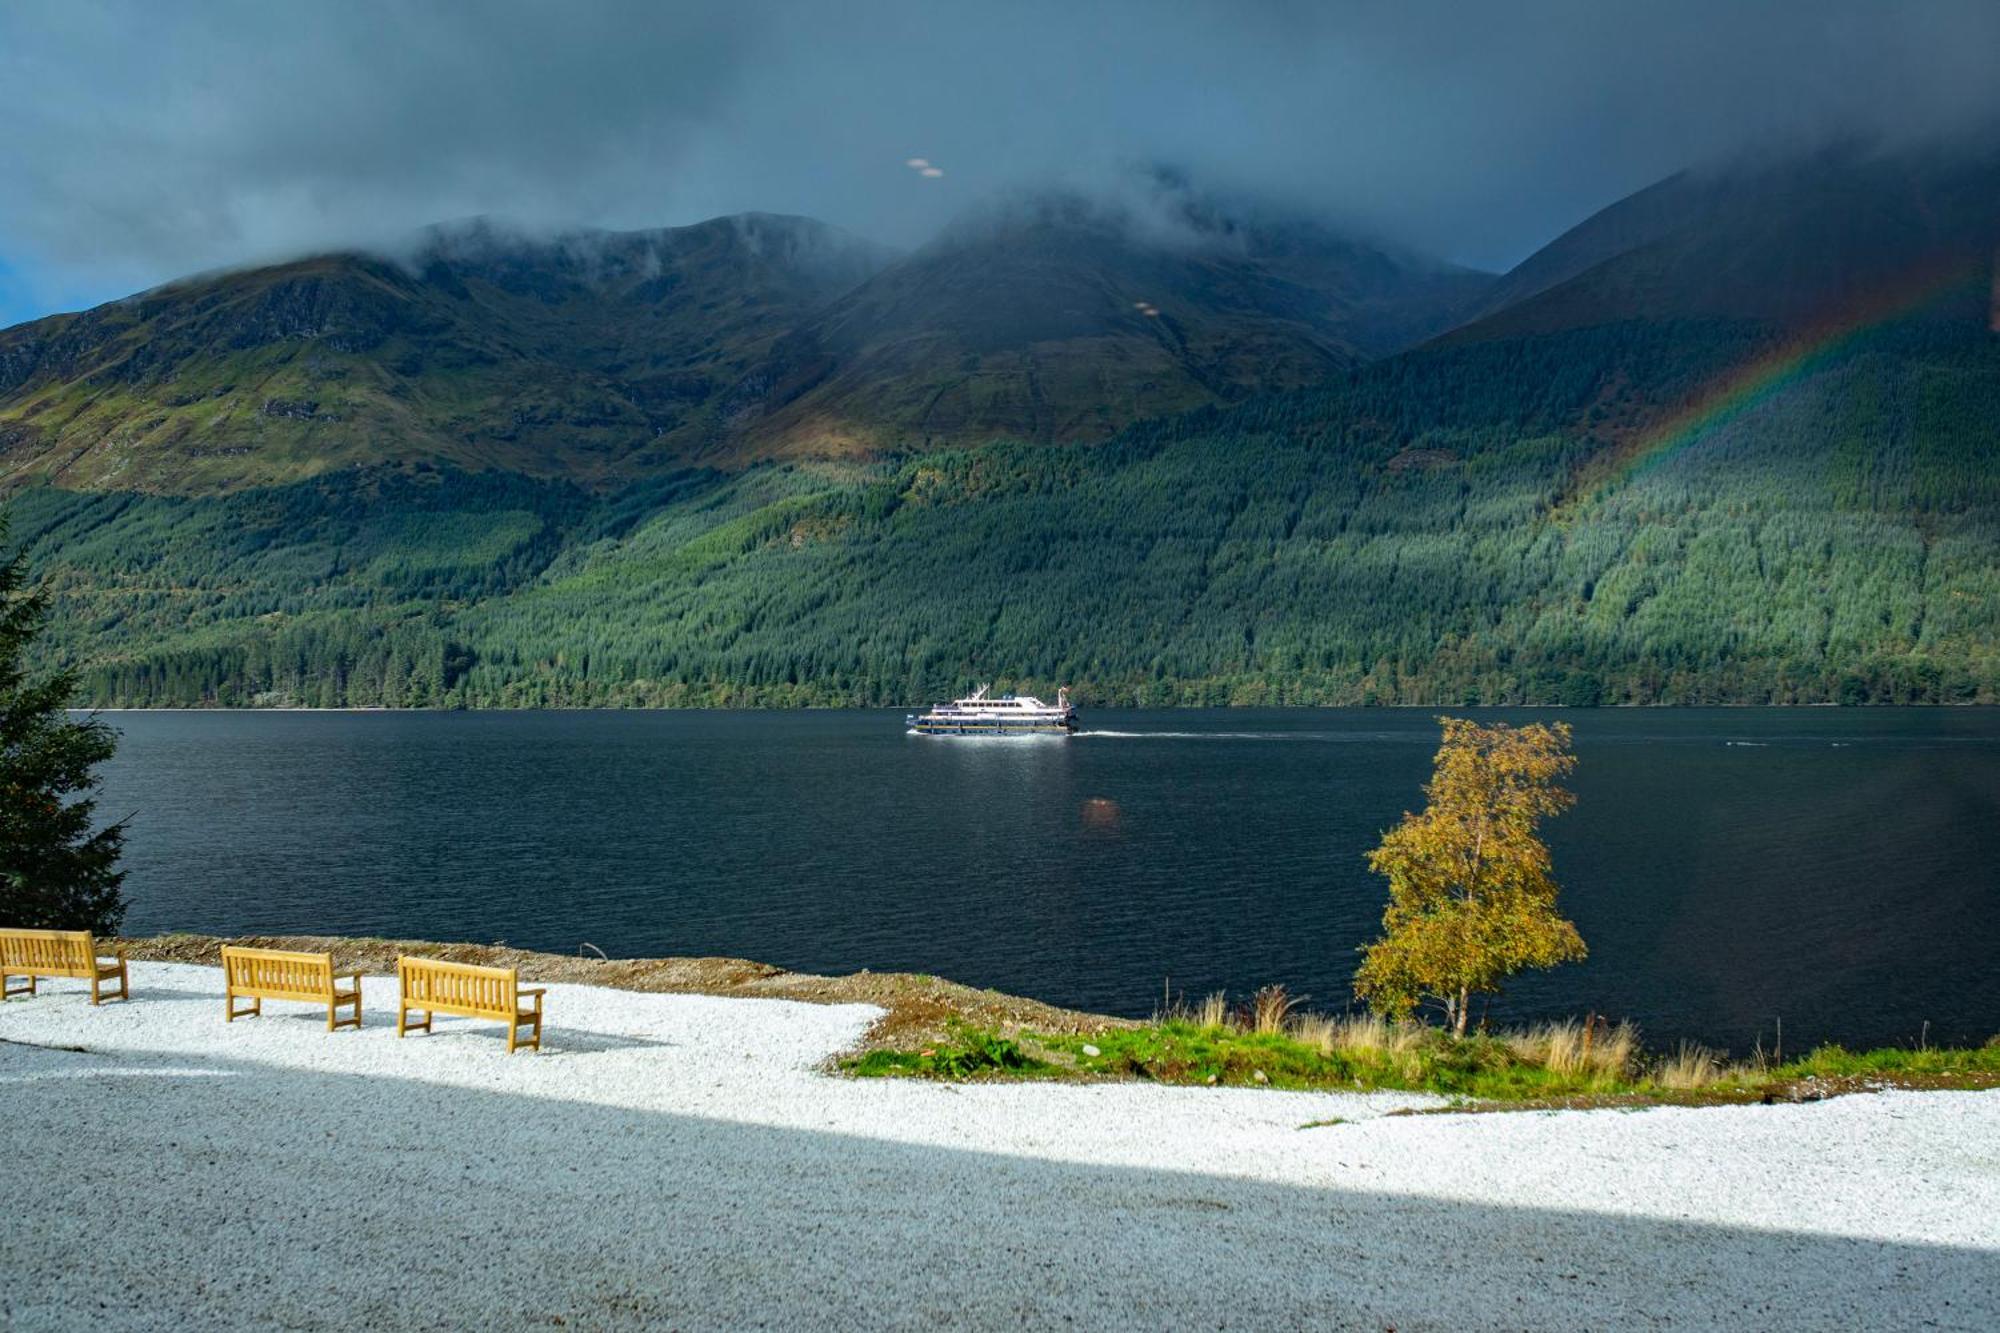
0,213 -> 890,492
1451,144 -> 2000,341
4,145 -> 1997,709
729,192 -> 1489,456
0,196 -> 1486,491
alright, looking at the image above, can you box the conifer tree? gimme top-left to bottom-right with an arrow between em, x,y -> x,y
1,521 -> 127,932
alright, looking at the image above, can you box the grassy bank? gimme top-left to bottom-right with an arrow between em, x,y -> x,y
843,988 -> 2000,1105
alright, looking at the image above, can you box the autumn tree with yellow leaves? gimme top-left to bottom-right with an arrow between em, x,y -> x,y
1355,718 -> 1586,1036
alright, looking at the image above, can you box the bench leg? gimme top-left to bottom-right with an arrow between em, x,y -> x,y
225,991 -> 261,1022
92,962 -> 129,1005
1,972 -> 33,1000
328,992 -> 362,1032
397,1006 -> 430,1038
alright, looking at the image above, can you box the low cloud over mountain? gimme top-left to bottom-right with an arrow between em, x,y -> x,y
5,1 -> 2000,324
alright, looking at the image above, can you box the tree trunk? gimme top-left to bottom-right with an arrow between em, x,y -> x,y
1453,987 -> 1471,1037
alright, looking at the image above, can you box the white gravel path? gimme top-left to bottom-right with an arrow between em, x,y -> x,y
1,963 -> 1994,1330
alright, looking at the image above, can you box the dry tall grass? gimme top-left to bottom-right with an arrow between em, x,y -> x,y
1159,982 -> 1746,1091
1290,1012 -> 1426,1059
1250,984 -> 1298,1035
1289,1012 -> 1335,1049
1655,1041 -> 1723,1089
1504,1018 -> 1639,1079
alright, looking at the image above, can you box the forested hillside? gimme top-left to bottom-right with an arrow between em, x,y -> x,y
8,309 -> 1995,707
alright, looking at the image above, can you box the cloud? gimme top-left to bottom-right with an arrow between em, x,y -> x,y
2,0 -> 1998,324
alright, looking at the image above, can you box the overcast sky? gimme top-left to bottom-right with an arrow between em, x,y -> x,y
3,0 -> 1998,327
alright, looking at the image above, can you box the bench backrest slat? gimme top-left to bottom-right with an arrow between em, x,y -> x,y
222,946 -> 335,1001
398,957 -> 519,1021
0,928 -> 99,976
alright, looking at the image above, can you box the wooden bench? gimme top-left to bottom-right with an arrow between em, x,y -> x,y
222,945 -> 362,1031
0,928 -> 129,1005
396,957 -> 544,1053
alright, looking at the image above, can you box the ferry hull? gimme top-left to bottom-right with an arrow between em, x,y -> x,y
908,718 -> 1076,736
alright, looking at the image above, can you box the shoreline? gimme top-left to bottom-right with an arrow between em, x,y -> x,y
119,931 -> 1132,1056
117,933 -> 2000,1107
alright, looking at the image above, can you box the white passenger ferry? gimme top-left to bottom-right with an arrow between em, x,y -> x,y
907,685 -> 1078,736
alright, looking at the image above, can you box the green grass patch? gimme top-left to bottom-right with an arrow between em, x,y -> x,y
845,1033 -> 1057,1081
1028,1021 -> 1644,1098
1770,1040 -> 2000,1082
843,1017 -> 2000,1104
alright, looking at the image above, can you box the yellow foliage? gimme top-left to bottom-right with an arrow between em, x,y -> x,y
1354,717 -> 1587,1034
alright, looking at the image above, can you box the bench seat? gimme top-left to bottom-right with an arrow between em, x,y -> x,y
0,928 -> 128,1005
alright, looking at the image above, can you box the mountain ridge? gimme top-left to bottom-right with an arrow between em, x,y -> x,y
1448,144 -> 2000,343
0,212 -> 894,492
0,196 -> 1488,493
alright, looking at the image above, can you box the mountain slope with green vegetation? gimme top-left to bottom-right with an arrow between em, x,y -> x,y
3,148 -> 1996,708
8,310 -> 1996,707
0,214 -> 892,492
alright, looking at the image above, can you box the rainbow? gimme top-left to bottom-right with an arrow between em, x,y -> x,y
1558,251 -> 1990,509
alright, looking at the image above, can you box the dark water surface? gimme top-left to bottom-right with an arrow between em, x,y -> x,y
93,708 -> 2000,1050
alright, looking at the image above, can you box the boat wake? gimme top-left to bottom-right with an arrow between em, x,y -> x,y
1079,730 -> 1342,741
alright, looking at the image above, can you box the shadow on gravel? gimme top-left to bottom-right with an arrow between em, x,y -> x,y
0,1041 -> 1990,1330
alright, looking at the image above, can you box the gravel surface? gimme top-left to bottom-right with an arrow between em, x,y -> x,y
2,963 -> 1995,1330
119,931 -> 1138,1052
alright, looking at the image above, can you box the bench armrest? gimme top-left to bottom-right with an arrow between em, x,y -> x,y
518,987 -> 547,999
